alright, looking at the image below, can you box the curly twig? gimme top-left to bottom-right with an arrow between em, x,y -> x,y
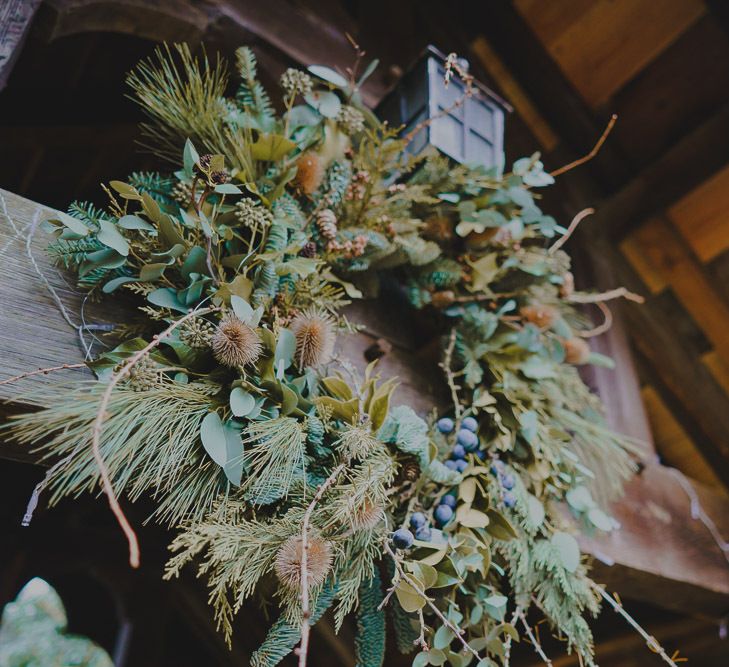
577,301 -> 613,338
568,287 -> 644,305
91,305 -> 219,568
548,208 -> 594,254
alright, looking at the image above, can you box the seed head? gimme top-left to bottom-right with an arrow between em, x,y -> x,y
291,309 -> 336,369
211,315 -> 263,368
235,199 -> 273,230
295,151 -> 325,194
351,497 -> 384,532
274,534 -> 332,590
336,105 -> 365,134
520,304 -> 558,329
280,68 -> 313,96
564,337 -> 590,365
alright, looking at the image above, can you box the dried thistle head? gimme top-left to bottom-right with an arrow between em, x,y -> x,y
350,496 -> 384,532
211,315 -> 263,368
564,337 -> 590,365
274,533 -> 332,590
295,151 -> 325,194
520,303 -> 558,329
291,308 -> 335,369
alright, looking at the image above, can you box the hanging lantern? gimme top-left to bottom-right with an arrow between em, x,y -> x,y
377,45 -> 511,170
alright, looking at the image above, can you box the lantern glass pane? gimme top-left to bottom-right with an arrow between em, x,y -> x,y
431,113 -> 464,161
402,70 -> 428,121
465,131 -> 494,165
467,98 -> 495,142
404,108 -> 429,155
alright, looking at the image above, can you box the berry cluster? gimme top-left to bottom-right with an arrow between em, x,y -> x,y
490,459 -> 516,508
436,415 -> 481,473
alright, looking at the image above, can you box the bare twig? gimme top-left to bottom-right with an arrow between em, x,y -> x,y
296,463 -> 346,667
548,208 -> 594,254
519,613 -> 553,666
550,114 -> 617,178
383,542 -> 483,662
577,302 -> 613,338
503,607 -> 522,667
415,609 -> 429,651
568,287 -> 644,305
91,305 -> 219,568
0,363 -> 86,387
440,328 -> 463,420
594,585 -> 681,666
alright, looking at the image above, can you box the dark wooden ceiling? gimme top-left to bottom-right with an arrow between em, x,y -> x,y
1,1 -> 728,665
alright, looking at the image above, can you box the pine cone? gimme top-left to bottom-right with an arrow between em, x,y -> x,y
398,457 -> 421,483
316,208 -> 338,240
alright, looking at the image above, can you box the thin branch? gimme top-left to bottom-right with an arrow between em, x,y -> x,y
383,542 -> 483,662
297,462 -> 346,667
577,302 -> 613,338
519,613 -> 553,666
550,114 -> 617,178
568,287 -> 644,305
594,585 -> 681,666
0,363 -> 86,387
549,208 -> 594,254
503,607 -> 522,667
440,328 -> 463,420
91,305 -> 219,568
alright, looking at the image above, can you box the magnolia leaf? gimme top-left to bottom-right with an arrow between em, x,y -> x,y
587,507 -> 615,532
459,477 -> 477,504
214,183 -> 242,194
321,376 -> 353,400
433,625 -> 454,650
117,214 -> 155,231
53,211 -> 90,236
551,532 -> 580,573
231,294 -> 254,322
484,594 -> 508,608
566,485 -> 595,512
102,276 -> 136,293
230,387 -> 256,417
308,64 -> 349,88
200,412 -> 227,467
251,133 -> 296,161
467,253 -> 499,293
147,288 -> 188,313
394,580 -> 426,613
274,328 -> 296,370
485,511 -> 518,541
139,263 -> 169,281
109,180 -> 141,200
304,90 -> 342,118
183,139 -> 200,177
315,396 -> 359,423
275,257 -> 319,278
456,506 -> 490,529
433,557 -> 461,588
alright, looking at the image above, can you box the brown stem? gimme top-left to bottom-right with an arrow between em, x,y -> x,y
0,363 -> 86,387
550,114 -> 617,178
568,287 -> 644,305
90,305 -> 219,568
297,463 -> 346,667
549,207 -> 595,254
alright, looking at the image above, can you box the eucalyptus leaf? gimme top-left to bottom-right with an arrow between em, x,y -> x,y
230,387 -> 256,417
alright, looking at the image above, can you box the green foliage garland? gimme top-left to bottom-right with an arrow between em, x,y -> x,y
5,43 -> 647,667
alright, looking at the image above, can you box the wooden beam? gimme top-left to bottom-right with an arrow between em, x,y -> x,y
42,0 -> 391,105
0,0 -> 41,90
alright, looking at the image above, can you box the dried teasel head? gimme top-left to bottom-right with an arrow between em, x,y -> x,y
291,308 -> 336,369
295,151 -> 325,194
274,534 -> 333,590
211,315 -> 263,368
351,497 -> 384,532
520,304 -> 558,329
564,337 -> 591,365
